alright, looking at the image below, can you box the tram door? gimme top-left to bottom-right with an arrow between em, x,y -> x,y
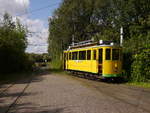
98,49 -> 103,74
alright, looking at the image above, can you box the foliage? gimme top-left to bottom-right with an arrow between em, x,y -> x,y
0,13 -> 32,74
50,59 -> 63,70
122,51 -> 132,79
123,15 -> 150,82
131,44 -> 150,82
92,27 -> 120,43
28,53 -> 51,63
127,82 -> 150,88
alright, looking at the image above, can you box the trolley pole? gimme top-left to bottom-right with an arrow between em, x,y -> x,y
72,17 -> 75,46
72,35 -> 75,46
120,27 -> 123,46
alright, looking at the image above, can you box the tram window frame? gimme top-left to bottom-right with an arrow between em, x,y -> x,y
112,49 -> 119,60
87,50 -> 91,60
79,51 -> 86,60
93,50 -> 97,60
105,49 -> 111,60
72,52 -> 78,60
69,52 -> 72,60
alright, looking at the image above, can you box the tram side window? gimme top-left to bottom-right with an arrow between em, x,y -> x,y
93,50 -> 97,60
106,49 -> 111,60
69,52 -> 72,60
87,50 -> 91,60
72,52 -> 78,60
79,51 -> 86,60
99,49 -> 103,63
112,49 -> 119,60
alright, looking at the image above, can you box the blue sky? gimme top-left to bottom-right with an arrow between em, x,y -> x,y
29,0 -> 62,28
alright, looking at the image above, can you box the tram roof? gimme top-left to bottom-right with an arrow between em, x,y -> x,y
64,44 -> 121,52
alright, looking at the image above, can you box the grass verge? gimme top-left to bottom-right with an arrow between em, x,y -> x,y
49,59 -> 62,70
127,82 -> 150,88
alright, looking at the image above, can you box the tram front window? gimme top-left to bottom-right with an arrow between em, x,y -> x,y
112,49 -> 119,60
105,49 -> 111,60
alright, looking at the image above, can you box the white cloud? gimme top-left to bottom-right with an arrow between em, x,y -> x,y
0,0 -> 48,54
25,19 -> 49,54
17,16 -> 49,53
15,0 -> 29,6
0,0 -> 29,16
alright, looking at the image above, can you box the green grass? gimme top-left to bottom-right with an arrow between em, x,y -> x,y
49,69 -> 64,74
127,82 -> 150,88
49,60 -> 62,70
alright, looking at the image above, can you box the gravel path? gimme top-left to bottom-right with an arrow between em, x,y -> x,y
0,72 -> 150,113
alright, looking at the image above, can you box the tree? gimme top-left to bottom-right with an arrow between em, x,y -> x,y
0,13 -> 32,74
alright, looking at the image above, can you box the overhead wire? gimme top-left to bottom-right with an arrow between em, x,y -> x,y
16,2 -> 60,17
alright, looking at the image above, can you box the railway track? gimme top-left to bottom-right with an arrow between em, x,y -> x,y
0,76 -> 33,113
0,84 -> 15,95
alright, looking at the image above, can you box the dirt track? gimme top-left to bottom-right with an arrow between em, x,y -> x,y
0,71 -> 150,113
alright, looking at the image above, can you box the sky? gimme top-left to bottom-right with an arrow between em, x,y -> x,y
0,0 -> 62,54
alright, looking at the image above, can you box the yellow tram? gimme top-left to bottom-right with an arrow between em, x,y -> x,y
63,40 -> 123,78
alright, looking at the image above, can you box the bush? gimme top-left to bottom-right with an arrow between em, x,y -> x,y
0,13 -> 33,74
0,53 -> 34,74
50,58 -> 63,70
131,47 -> 150,82
122,51 -> 133,79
